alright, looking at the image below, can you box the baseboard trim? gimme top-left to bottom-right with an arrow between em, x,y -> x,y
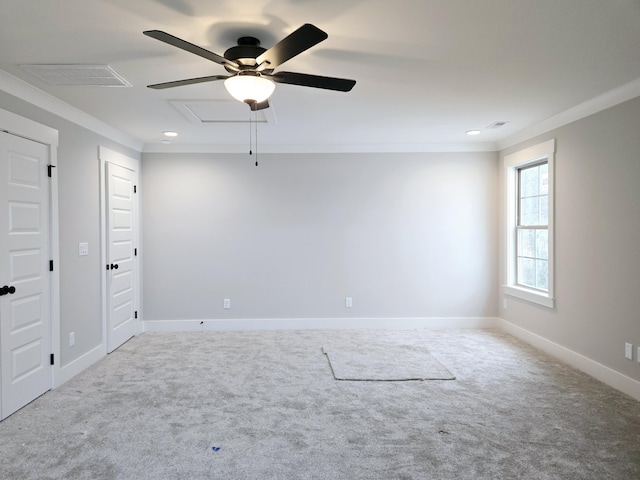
498,318 -> 640,402
143,317 -> 499,332
54,343 -> 106,388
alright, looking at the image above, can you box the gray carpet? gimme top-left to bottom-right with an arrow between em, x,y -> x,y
322,345 -> 455,381
1,328 -> 640,479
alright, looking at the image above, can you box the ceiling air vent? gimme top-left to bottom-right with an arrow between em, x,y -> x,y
486,121 -> 508,129
20,64 -> 131,87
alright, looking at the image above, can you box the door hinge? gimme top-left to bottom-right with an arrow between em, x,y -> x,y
134,185 -> 137,193
135,311 -> 138,319
47,165 -> 56,177
50,353 -> 55,365
49,260 -> 54,271
134,248 -> 137,256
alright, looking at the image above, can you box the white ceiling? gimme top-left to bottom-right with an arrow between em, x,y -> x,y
2,0 -> 640,152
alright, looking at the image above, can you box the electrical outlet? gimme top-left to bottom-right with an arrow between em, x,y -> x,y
69,332 -> 75,347
345,297 -> 353,308
223,299 -> 231,309
625,343 -> 633,360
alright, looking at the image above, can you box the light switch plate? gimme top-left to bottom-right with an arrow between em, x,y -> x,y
78,242 -> 89,256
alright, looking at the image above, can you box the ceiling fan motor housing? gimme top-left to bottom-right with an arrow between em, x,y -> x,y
223,37 -> 270,73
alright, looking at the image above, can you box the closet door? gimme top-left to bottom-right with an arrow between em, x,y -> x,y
105,161 -> 137,352
0,131 -> 52,420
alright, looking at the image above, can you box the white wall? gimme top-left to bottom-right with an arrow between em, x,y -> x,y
142,151 -> 498,323
499,96 -> 640,382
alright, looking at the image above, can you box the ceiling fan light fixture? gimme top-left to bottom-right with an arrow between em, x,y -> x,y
224,74 -> 275,104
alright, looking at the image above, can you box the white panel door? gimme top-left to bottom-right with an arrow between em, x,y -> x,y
106,162 -> 136,353
0,131 -> 51,420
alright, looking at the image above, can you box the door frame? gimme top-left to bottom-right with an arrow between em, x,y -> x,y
99,146 -> 141,350
0,107 -> 60,390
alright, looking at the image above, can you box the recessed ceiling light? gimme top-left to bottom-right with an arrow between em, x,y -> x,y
466,130 -> 481,136
163,131 -> 178,137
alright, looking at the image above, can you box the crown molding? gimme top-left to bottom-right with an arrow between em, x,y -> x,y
498,77 -> 640,151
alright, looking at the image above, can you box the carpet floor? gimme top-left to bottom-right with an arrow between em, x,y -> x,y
1,328 -> 639,479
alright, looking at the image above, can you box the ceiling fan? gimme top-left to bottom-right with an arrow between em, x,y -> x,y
143,24 -> 356,110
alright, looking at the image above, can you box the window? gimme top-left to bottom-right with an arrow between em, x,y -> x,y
504,139 -> 555,308
517,162 -> 548,291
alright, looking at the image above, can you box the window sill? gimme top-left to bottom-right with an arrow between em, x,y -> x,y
504,285 -> 555,309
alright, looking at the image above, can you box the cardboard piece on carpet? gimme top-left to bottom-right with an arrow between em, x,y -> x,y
322,345 -> 455,381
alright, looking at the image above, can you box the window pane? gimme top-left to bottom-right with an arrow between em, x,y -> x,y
538,195 -> 548,225
536,259 -> 548,291
517,226 -> 549,291
518,162 -> 548,227
520,167 -> 539,198
520,197 -> 539,225
535,229 -> 548,260
517,229 -> 535,257
539,163 -> 548,195
517,257 -> 536,288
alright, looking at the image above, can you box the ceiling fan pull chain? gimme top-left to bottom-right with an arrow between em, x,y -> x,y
248,108 -> 253,157
255,108 -> 259,166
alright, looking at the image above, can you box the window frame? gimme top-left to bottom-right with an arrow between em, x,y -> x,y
504,139 -> 555,308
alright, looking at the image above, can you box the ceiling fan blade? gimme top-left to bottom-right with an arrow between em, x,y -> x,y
147,75 -> 229,90
249,100 -> 270,111
271,71 -> 356,92
256,24 -> 328,70
144,30 -> 240,71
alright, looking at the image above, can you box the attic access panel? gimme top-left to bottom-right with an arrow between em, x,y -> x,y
170,100 -> 277,124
